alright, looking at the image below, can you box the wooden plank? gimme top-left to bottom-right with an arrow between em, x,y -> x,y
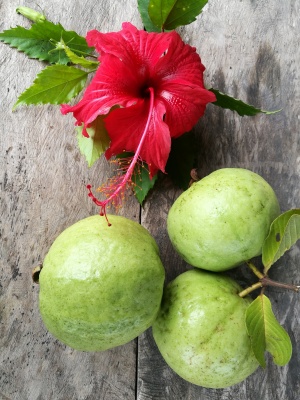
138,0 -> 300,399
0,1 -> 141,399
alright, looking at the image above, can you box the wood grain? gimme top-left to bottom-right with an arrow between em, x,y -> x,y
139,0 -> 300,399
1,0 -> 299,399
0,1 -> 141,399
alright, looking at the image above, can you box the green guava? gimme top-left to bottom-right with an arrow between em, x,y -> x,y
39,215 -> 165,351
167,168 -> 280,271
152,269 -> 259,388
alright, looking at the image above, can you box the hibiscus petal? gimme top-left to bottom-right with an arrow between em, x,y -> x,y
153,30 -> 216,137
105,99 -> 170,176
87,23 -> 173,71
61,25 -> 176,135
160,83 -> 216,138
61,53 -> 141,134
155,31 -> 204,85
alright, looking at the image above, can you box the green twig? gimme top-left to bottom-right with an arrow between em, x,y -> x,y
239,282 -> 263,298
239,262 -> 300,297
246,261 -> 264,279
260,277 -> 299,292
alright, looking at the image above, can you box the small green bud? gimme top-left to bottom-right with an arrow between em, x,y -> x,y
16,6 -> 46,23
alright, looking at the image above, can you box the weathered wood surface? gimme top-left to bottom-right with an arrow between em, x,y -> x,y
0,0 -> 299,399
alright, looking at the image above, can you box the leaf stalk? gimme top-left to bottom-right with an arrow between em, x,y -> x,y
246,261 -> 264,279
260,277 -> 299,292
239,282 -> 263,298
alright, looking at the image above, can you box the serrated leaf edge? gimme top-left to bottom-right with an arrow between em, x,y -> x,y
13,65 -> 88,109
209,88 -> 280,116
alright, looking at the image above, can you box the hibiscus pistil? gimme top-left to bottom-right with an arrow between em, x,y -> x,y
86,87 -> 155,225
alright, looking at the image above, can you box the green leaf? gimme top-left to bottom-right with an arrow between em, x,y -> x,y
138,0 -> 161,31
13,65 -> 88,109
0,20 -> 93,64
246,294 -> 292,367
61,39 -> 99,69
148,0 -> 208,31
166,131 -> 196,190
132,163 -> 158,204
76,116 -> 111,167
209,88 -> 280,116
117,152 -> 157,204
262,209 -> 300,273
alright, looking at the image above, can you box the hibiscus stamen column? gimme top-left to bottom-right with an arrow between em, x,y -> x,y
87,88 -> 155,225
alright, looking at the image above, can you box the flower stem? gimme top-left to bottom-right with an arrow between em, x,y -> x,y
87,88 -> 155,225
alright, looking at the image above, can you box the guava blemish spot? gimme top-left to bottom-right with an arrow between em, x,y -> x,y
276,232 -> 281,242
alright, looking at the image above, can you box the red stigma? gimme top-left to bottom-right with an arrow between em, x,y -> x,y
86,185 -> 112,226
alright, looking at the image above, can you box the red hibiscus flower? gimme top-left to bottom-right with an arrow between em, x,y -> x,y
61,23 -> 216,221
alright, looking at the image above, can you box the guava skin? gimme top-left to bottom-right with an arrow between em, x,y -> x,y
152,269 -> 259,388
167,168 -> 280,271
39,215 -> 165,352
